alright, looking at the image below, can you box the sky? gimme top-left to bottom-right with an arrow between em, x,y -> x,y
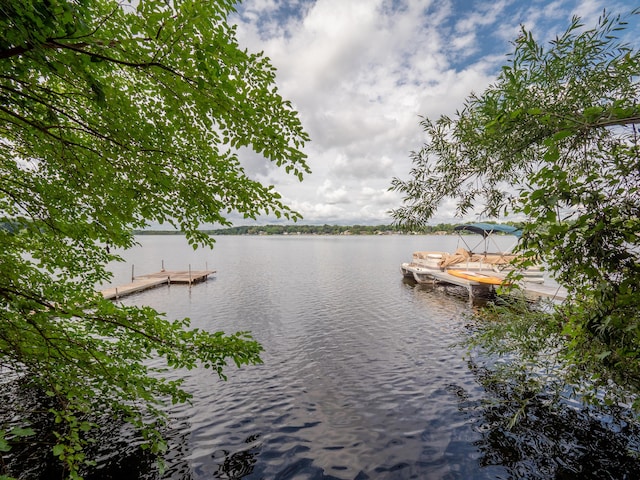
227,0 -> 635,226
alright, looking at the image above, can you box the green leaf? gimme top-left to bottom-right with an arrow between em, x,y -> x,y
0,437 -> 10,453
551,129 -> 573,141
53,444 -> 65,457
9,427 -> 35,438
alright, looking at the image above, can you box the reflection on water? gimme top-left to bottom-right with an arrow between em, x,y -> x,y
120,236 -> 506,479
0,377 -> 159,480
3,235 -> 639,479
457,362 -> 640,479
211,433 -> 262,479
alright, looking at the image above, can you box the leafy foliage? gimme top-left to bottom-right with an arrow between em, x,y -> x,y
391,10 -> 640,410
0,0 -> 309,477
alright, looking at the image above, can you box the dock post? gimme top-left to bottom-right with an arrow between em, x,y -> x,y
131,264 -> 135,282
189,264 -> 192,287
161,260 -> 165,272
115,287 -> 119,300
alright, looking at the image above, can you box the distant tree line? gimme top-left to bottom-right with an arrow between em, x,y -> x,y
134,221 -> 525,236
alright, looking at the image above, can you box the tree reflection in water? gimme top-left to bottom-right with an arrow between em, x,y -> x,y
212,433 -> 262,480
451,362 -> 640,479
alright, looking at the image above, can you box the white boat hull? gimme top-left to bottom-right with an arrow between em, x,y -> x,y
403,250 -> 545,284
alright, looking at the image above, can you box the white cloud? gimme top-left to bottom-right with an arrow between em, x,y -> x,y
230,0 -> 623,226
317,179 -> 349,205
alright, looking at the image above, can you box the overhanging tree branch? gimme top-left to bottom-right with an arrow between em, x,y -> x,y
0,1 -> 308,475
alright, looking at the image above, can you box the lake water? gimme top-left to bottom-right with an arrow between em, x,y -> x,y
100,235 -> 638,479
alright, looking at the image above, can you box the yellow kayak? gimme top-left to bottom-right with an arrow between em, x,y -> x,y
446,269 -> 507,285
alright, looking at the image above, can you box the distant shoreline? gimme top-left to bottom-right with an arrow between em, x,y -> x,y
134,222 -> 522,236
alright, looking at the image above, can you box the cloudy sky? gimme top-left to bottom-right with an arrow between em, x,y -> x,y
228,0 -> 634,226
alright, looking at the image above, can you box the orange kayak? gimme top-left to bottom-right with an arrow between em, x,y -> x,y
446,269 -> 507,285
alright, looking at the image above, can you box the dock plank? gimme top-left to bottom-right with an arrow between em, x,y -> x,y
138,270 -> 215,284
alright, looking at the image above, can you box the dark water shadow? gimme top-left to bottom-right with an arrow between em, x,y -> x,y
0,377 -> 66,478
404,277 -> 640,479
449,362 -> 640,479
0,376 -> 190,480
209,433 -> 262,479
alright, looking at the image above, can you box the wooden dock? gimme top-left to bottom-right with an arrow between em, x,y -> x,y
100,269 -> 215,300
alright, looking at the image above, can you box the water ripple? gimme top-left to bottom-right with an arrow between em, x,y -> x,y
115,237 -> 508,479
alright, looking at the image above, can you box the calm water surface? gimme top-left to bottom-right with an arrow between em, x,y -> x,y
107,234 -> 510,479
102,236 -> 528,479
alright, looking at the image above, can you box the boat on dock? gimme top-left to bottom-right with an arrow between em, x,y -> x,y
401,223 -> 545,290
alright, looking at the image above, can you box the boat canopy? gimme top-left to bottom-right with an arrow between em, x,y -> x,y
453,223 -> 522,238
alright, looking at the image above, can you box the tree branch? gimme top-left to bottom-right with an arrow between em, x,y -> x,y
46,39 -> 197,86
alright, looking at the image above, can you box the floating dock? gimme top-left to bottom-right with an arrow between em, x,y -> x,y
402,263 -> 567,301
100,269 -> 216,300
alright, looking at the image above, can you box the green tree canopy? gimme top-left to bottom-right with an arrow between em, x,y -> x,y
0,0 -> 309,477
391,10 -> 640,409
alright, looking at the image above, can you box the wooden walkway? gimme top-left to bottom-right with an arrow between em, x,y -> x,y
100,270 -> 215,300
